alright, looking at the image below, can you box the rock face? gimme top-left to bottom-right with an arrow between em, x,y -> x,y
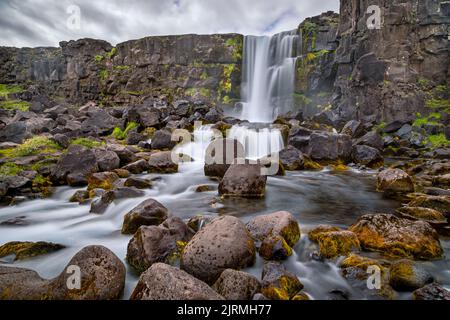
126,217 -> 193,273
181,216 -> 256,284
213,269 -> 261,300
122,199 -> 169,234
0,245 -> 125,300
218,164 -> 267,198
130,263 -> 223,300
349,214 -> 443,259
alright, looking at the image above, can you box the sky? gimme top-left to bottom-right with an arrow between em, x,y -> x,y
0,0 -> 340,48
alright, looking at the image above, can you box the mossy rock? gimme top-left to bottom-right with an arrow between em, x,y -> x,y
259,235 -> 293,260
407,195 -> 450,215
389,259 -> 433,291
308,225 -> 340,242
0,241 -> 65,261
396,206 -> 447,224
309,226 -> 360,258
340,254 -> 386,271
261,262 -> 303,300
87,172 -> 119,191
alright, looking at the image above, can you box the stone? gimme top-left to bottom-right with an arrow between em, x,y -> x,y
89,191 -> 115,214
376,169 -> 414,196
181,216 -> 256,284
69,190 -> 89,203
148,151 -> 178,173
151,129 -> 176,150
213,269 -> 261,300
349,214 -> 443,259
407,195 -> 450,215
122,159 -> 150,174
195,185 -> 215,192
0,245 -> 125,300
0,241 -> 65,261
93,149 -> 120,172
204,163 -> 230,179
279,146 -> 305,171
246,211 -> 300,248
80,108 -> 120,135
351,145 -> 383,168
0,122 -> 31,144
413,283 -> 450,300
307,132 -> 352,162
187,215 -> 214,233
219,164 -> 267,198
259,235 -> 293,260
341,120 -> 364,138
87,172 -> 119,191
122,198 -> 169,234
124,177 -> 152,189
130,263 -> 223,300
389,260 -> 433,291
50,145 -> 99,185
355,131 -> 384,151
126,217 -> 193,273
308,226 -> 360,259
261,262 -> 303,300
396,207 -> 447,224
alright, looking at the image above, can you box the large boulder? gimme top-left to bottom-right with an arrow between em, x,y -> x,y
351,145 -> 383,168
246,211 -> 300,248
0,241 -> 65,261
389,259 -> 433,291
126,217 -> 193,273
181,216 -> 256,284
407,195 -> 450,215
306,132 -> 352,162
122,159 -> 150,174
130,263 -> 223,300
219,164 -> 267,198
355,131 -> 384,151
261,262 -> 303,300
87,172 -> 119,191
349,214 -> 443,259
50,145 -> 99,186
279,146 -> 305,171
0,246 -> 125,300
0,122 -> 31,143
124,105 -> 160,128
376,169 -> 414,196
148,151 -> 178,173
308,226 -> 360,259
413,283 -> 450,300
93,149 -> 120,172
341,120 -> 364,138
213,269 -> 261,300
80,108 -> 120,135
151,129 -> 176,150
122,199 -> 169,234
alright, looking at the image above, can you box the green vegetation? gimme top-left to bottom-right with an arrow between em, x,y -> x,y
71,137 -> 103,149
0,162 -> 23,176
94,55 -> 104,63
107,47 -> 118,59
417,78 -> 429,87
200,71 -> 208,80
121,90 -> 145,96
375,122 -> 387,130
0,100 -> 30,111
413,112 -> 441,127
293,93 -> 312,106
0,136 -> 61,158
112,122 -> 138,140
0,84 -> 24,97
113,65 -> 130,71
225,37 -> 243,61
99,69 -> 109,80
186,87 -> 211,98
426,98 -> 450,109
301,21 -> 318,50
425,134 -> 449,148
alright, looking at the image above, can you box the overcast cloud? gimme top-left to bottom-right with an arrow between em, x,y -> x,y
0,0 -> 339,48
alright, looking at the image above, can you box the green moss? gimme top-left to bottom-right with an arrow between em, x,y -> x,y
293,93 -> 312,106
71,137 -> 103,149
426,98 -> 450,109
0,84 -> 24,97
121,90 -> 144,96
0,100 -> 30,111
417,78 -> 429,87
0,163 -> 23,176
375,122 -> 387,130
0,136 -> 60,158
112,122 -> 138,140
99,69 -> 109,80
107,47 -> 118,59
200,71 -> 208,80
113,65 -> 131,71
94,55 -> 104,63
225,37 -> 243,61
413,112 -> 441,127
425,134 -> 449,148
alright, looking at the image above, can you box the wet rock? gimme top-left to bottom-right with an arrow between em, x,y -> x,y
107,144 -> 138,166
122,159 -> 150,174
389,260 -> 433,291
261,262 -> 303,300
113,168 -> 131,178
124,177 -> 152,189
246,211 -> 300,248
219,164 -> 267,198
355,131 -> 384,151
433,174 -> 450,188
349,214 -> 443,259
112,187 -> 145,199
0,241 -> 65,261
279,146 -> 305,171
307,132 -> 352,162
413,283 -> 450,300
0,216 -> 28,226
93,149 -> 120,172
148,151 -> 178,173
151,129 -> 176,150
126,217 -> 192,273
396,207 -> 447,224
69,190 -> 89,203
130,263 -> 223,300
204,163 -> 230,179
195,185 -> 215,192
50,145 -> 99,186
376,168 -> 414,196
187,215 -> 214,233
121,199 -> 169,234
87,172 -> 119,191
204,108 -> 222,123
288,126 -> 312,152
213,269 -> 261,300
259,235 -> 293,260
407,195 -> 450,215
351,145 -> 383,168
308,226 -> 360,259
90,190 -> 115,214
181,216 -> 256,284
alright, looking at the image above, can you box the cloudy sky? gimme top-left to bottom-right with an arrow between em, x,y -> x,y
0,0 -> 339,48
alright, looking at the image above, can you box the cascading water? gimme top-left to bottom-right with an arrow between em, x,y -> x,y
239,31 -> 298,123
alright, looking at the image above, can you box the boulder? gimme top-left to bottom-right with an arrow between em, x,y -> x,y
279,146 -> 305,171
308,226 -> 360,259
306,132 -> 352,162
126,217 -> 193,273
261,262 -> 303,300
396,207 -> 447,224
93,149 -> 120,172
122,159 -> 150,174
341,120 -> 364,138
389,260 -> 433,291
259,235 -> 293,260
213,269 -> 261,300
219,164 -> 267,198
376,169 -> 414,196
80,108 -> 120,135
351,145 -> 383,168
130,263 -> 223,300
151,129 -> 176,150
0,122 -> 31,144
50,145 -> 99,185
0,241 -> 65,261
87,172 -> 119,191
407,195 -> 450,215
355,131 -> 384,151
122,199 -> 169,234
349,214 -> 443,259
246,211 -> 300,248
107,144 -> 138,166
124,177 -> 152,189
181,216 -> 256,284
148,151 -> 178,173
0,245 -> 125,300
413,283 -> 450,300
204,163 -> 230,179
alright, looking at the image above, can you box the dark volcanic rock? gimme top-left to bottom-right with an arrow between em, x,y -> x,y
307,132 -> 352,162
122,198 -> 169,234
219,164 -> 267,198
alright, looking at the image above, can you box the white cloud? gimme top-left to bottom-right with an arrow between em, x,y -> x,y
0,0 -> 339,47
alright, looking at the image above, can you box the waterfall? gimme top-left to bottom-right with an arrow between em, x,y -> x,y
174,125 -> 215,163
238,31 -> 298,123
